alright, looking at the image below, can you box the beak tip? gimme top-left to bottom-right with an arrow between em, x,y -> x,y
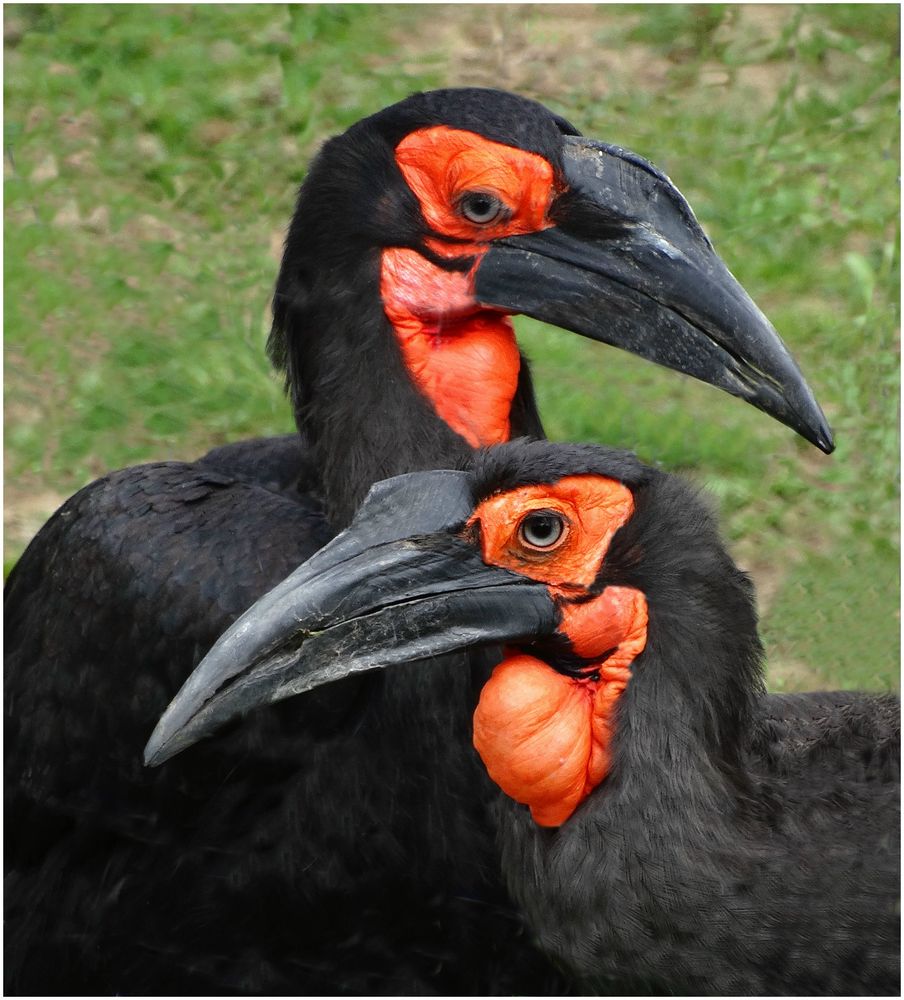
799,405 -> 835,455
143,724 -> 175,768
817,430 -> 836,455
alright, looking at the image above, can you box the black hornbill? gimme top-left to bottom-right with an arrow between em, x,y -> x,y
148,438 -> 900,996
6,89 -> 832,994
209,86 -> 834,521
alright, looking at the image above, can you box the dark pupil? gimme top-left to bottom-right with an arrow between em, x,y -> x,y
464,194 -> 496,221
524,513 -> 561,547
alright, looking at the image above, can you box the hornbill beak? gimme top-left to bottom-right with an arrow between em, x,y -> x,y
474,136 -> 834,453
144,471 -> 556,766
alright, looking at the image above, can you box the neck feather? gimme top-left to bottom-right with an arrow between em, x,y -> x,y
270,253 -> 544,527
584,472 -> 766,805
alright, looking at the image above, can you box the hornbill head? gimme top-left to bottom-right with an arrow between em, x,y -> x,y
272,87 -> 833,459
146,439 -> 762,828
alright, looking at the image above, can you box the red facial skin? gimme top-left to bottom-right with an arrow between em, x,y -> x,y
382,126 -> 559,447
467,476 -> 649,827
385,133 -> 647,826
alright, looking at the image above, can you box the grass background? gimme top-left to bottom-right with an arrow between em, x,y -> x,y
5,4 -> 899,690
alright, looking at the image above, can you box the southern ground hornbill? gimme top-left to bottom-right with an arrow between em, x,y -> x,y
150,438 -> 900,996
7,89 -> 832,994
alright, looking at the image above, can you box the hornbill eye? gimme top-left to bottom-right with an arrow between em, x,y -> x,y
518,509 -> 567,550
458,190 -> 508,225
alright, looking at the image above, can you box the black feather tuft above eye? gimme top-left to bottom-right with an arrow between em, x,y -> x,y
457,191 -> 508,225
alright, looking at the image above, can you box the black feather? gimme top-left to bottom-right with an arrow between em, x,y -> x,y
5,90 -> 575,995
467,440 -> 899,995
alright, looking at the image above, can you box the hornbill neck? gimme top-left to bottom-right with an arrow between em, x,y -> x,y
611,603 -> 763,805
271,248 -> 544,530
596,473 -> 765,799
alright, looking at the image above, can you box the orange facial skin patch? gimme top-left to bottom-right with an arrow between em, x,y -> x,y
471,475 -> 636,590
394,126 -> 556,249
469,476 -> 648,827
380,127 -> 559,448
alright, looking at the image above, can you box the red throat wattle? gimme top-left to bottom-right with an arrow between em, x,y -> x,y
467,476 -> 649,827
381,126 -> 558,447
380,248 -> 520,447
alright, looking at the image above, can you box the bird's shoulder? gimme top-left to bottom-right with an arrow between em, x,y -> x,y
196,432 -> 321,506
743,689 -> 899,852
5,458 -> 335,817
753,689 -> 899,777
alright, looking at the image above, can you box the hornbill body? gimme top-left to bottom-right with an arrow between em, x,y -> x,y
154,439 -> 900,996
7,89 -> 832,994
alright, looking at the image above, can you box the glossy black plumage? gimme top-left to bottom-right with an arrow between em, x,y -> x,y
5,457 -> 576,994
5,86 -> 837,994
4,89 -> 573,996
161,439 -> 899,995
473,443 -> 900,995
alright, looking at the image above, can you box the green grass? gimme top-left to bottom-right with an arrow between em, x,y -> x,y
5,4 -> 899,691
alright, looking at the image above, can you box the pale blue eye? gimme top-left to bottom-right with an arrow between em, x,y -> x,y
519,511 -> 565,549
459,191 -> 505,224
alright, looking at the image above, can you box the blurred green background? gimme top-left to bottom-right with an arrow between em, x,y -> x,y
5,4 -> 899,690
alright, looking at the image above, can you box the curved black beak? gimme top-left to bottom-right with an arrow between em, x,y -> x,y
144,470 -> 556,767
475,136 -> 834,453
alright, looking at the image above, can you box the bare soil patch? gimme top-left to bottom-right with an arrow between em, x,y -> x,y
391,4 -> 798,115
4,484 -> 68,560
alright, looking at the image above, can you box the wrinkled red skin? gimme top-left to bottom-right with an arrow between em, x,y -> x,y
381,248 -> 520,447
381,126 -> 558,447
381,129 -> 650,826
469,477 -> 649,827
